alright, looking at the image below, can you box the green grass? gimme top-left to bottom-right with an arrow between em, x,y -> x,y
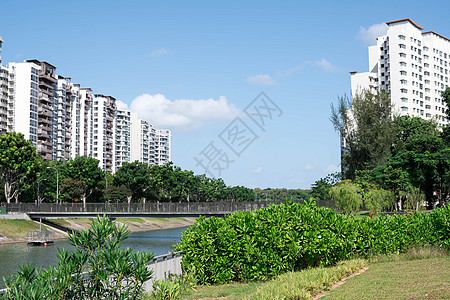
176,247 -> 449,300
50,219 -> 71,226
181,282 -> 260,300
0,219 -> 46,238
179,259 -> 367,300
149,218 -> 170,223
117,218 -> 146,223
324,256 -> 450,299
246,259 -> 367,300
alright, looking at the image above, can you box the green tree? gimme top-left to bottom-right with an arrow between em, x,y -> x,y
330,89 -> 396,179
2,216 -> 154,299
0,132 -> 40,203
63,156 -> 104,207
329,180 -> 362,214
105,185 -> 133,203
114,161 -> 153,202
60,178 -> 86,203
310,173 -> 341,200
364,188 -> 395,213
400,186 -> 426,211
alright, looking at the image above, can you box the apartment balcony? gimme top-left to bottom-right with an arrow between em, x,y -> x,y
39,80 -> 54,91
39,153 -> 53,161
38,109 -> 52,118
40,73 -> 57,83
37,131 -> 50,139
36,145 -> 52,154
39,118 -> 52,126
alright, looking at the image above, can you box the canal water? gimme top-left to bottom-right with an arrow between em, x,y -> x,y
0,226 -> 188,288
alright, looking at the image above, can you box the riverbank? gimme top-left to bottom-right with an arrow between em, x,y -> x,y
0,217 -> 195,245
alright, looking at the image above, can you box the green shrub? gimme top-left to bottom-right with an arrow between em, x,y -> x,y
364,188 -> 395,212
329,180 -> 362,213
150,279 -> 181,300
176,202 -> 450,284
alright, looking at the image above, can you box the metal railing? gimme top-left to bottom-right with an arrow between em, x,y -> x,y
3,200 -> 335,214
143,251 -> 183,291
0,252 -> 184,296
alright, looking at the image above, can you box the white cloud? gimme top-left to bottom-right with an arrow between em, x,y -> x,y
325,164 -> 340,173
304,163 -> 318,170
129,94 -> 240,130
151,48 -> 168,56
116,100 -> 129,110
357,23 -> 388,45
252,167 -> 263,174
276,64 -> 303,76
313,58 -> 337,72
247,74 -> 278,86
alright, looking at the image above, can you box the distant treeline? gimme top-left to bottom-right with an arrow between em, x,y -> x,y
0,132 -> 310,204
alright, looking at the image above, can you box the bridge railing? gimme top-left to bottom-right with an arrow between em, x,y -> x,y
3,200 -> 317,214
3,200 -> 335,214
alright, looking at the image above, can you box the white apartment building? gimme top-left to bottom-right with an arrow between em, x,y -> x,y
129,114 -> 171,166
1,37 -> 172,170
55,77 -> 80,160
9,61 -> 40,147
154,129 -> 171,165
79,87 -> 93,157
0,37 -> 15,134
92,94 -> 117,172
115,109 -> 132,170
130,116 -> 153,165
351,18 -> 450,127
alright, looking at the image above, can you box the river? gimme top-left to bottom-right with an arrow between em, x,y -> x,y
0,226 -> 188,289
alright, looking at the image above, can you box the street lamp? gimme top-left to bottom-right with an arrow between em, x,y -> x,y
47,167 -> 59,204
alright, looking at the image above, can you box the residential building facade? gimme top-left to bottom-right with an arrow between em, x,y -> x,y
115,109 -> 132,170
0,37 -> 172,171
92,95 -> 117,172
350,18 -> 450,127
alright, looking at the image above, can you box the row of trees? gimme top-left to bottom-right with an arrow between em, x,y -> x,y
0,132 -> 310,204
318,88 -> 450,210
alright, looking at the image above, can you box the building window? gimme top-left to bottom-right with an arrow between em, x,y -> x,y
399,44 -> 406,49
401,107 -> 408,112
401,88 -> 408,93
401,97 -> 408,102
400,70 -> 407,76
398,35 -> 406,40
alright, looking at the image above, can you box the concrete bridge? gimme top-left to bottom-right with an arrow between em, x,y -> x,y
3,201 -> 309,220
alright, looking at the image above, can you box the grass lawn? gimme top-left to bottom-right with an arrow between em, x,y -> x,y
323,256 -> 450,299
49,218 -> 71,226
176,251 -> 449,300
181,282 -> 261,300
0,219 -> 45,238
179,259 -> 367,300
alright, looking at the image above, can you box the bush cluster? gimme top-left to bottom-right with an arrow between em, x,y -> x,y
176,202 -> 450,284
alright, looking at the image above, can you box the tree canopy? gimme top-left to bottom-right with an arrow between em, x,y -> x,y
0,132 -> 40,203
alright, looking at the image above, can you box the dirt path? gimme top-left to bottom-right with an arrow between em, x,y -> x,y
313,266 -> 369,299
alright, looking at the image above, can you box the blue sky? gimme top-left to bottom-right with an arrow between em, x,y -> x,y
1,0 -> 450,189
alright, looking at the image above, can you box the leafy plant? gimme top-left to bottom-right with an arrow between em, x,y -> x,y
176,202 -> 450,285
329,180 -> 362,214
1,216 -> 154,300
364,188 -> 395,213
